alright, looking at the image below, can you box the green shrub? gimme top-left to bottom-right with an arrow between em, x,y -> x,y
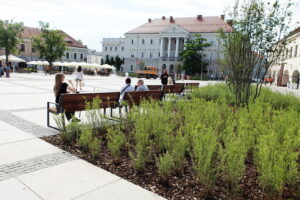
88,137 -> 100,158
107,126 -> 126,160
156,152 -> 175,181
62,118 -> 81,143
191,125 -> 219,192
77,127 -> 94,152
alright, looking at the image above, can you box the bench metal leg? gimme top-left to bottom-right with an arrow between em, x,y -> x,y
47,102 -> 60,131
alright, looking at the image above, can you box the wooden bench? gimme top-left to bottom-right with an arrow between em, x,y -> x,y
162,83 -> 185,95
123,90 -> 164,111
134,85 -> 162,91
47,92 -> 120,130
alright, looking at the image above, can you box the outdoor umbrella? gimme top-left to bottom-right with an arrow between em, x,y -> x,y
0,55 -> 25,62
101,64 -> 115,70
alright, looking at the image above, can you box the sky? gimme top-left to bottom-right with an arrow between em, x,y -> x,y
0,0 -> 299,51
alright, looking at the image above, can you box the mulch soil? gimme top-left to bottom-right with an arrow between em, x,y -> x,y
42,134 -> 299,200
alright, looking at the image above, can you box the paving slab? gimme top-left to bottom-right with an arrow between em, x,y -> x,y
0,126 -> 35,145
0,139 -> 61,165
18,159 -> 120,200
74,179 -> 165,200
0,178 -> 41,200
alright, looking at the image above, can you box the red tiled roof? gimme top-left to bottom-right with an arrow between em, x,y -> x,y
22,26 -> 86,49
126,16 -> 233,34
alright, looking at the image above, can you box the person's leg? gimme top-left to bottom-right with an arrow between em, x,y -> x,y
75,80 -> 78,91
79,80 -> 82,90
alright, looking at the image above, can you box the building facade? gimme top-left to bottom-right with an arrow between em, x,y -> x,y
0,26 -> 88,62
269,27 -> 300,88
102,15 -> 232,76
87,49 -> 102,64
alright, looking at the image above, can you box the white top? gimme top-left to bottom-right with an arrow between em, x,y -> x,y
75,72 -> 83,80
120,84 -> 135,100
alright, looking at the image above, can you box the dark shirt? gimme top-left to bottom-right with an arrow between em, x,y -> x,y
55,83 -> 68,104
160,74 -> 168,85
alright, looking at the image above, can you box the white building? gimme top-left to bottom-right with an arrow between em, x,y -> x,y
102,15 -> 232,76
87,49 -> 102,64
269,27 -> 300,88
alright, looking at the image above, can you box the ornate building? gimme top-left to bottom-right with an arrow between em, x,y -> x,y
102,15 -> 232,76
269,27 -> 300,88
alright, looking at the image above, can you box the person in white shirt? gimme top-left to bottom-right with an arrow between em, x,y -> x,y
120,77 -> 135,100
136,79 -> 149,91
75,66 -> 84,91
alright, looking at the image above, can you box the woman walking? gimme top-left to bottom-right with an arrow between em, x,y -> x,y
5,63 -> 10,78
75,66 -> 84,91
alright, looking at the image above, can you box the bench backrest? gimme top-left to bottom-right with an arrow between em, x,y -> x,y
134,85 -> 162,91
185,82 -> 199,88
163,83 -> 185,94
60,92 -> 120,112
124,90 -> 163,106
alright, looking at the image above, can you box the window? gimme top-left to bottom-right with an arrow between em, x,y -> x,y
110,47 -> 112,51
295,45 -> 298,57
141,52 -> 144,58
150,39 -> 153,44
66,52 -> 69,59
130,65 -> 133,71
115,47 -> 117,51
121,47 -> 124,51
131,54 -> 134,58
150,52 -> 153,58
80,54 -> 83,60
74,53 -> 77,60
31,48 -> 35,53
290,47 -> 293,58
20,44 -> 25,52
158,52 -> 160,57
286,49 -> 289,59
142,39 -> 145,44
105,46 -> 107,51
131,39 -> 134,44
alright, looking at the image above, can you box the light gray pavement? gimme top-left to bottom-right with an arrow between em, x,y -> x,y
0,73 -> 175,200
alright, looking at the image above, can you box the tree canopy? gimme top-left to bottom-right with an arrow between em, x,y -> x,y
32,21 -> 67,68
180,34 -> 211,75
219,0 -> 294,107
0,20 -> 24,64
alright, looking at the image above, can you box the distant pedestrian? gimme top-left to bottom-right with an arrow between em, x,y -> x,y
75,66 -> 84,91
5,63 -> 10,78
0,61 -> 3,78
160,69 -> 169,86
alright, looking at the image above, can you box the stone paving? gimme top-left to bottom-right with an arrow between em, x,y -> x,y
0,73 -> 176,200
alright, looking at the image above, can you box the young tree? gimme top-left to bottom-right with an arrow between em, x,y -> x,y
114,55 -> 123,71
180,34 -> 211,76
0,20 -> 24,64
105,55 -> 110,65
219,0 -> 294,107
32,22 -> 67,68
101,58 -> 104,65
109,56 -> 115,66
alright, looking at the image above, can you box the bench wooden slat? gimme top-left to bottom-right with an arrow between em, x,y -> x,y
124,90 -> 163,107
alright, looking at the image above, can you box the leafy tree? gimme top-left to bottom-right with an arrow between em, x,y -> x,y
32,21 -> 67,68
219,0 -> 294,107
180,34 -> 211,76
114,55 -> 123,71
105,55 -> 110,65
0,20 -> 24,64
101,58 -> 104,65
109,56 -> 115,66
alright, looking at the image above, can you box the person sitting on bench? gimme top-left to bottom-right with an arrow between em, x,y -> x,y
53,73 -> 78,121
119,77 -> 134,101
136,79 -> 149,91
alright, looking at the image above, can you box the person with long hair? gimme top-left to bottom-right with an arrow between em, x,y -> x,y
160,69 -> 169,86
75,66 -> 84,91
53,73 -> 78,121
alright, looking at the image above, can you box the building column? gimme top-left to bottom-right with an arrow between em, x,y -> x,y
184,38 -> 187,50
175,37 -> 179,57
167,37 -> 171,58
160,38 -> 164,57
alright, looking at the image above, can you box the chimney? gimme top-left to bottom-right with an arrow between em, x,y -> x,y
162,16 -> 166,20
170,16 -> 174,23
148,18 -> 152,23
227,19 -> 233,27
197,15 -> 203,21
220,15 -> 225,21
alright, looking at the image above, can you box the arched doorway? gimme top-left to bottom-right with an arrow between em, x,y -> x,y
282,70 -> 289,87
292,70 -> 299,89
